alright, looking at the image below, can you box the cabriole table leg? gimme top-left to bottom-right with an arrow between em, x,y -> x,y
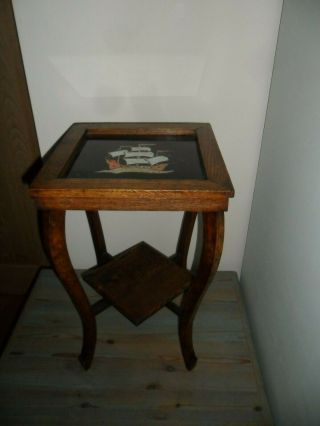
41,210 -> 97,370
85,210 -> 112,266
178,211 -> 224,370
174,212 -> 197,268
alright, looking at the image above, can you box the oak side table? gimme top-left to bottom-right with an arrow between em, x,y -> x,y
29,123 -> 234,370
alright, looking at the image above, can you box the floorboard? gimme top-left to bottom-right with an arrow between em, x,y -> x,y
0,270 -> 273,425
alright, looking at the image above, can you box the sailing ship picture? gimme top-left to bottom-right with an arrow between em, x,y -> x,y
66,138 -> 206,180
98,144 -> 174,175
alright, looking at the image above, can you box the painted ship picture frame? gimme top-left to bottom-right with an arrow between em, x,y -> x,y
67,135 -> 206,180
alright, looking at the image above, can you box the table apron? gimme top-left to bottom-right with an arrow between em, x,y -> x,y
33,197 -> 229,211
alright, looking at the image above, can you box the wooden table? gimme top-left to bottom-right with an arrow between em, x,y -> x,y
29,123 -> 234,371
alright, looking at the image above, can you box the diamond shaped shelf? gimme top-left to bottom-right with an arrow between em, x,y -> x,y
82,242 -> 192,325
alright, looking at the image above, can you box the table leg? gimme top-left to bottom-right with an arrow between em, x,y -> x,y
41,210 -> 97,370
174,212 -> 197,268
179,211 -> 224,370
85,211 -> 112,266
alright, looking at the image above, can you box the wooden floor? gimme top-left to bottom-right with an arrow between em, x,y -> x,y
0,270 -> 273,425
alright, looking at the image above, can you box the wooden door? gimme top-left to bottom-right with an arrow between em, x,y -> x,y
0,0 -> 47,352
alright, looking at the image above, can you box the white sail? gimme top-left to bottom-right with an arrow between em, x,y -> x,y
131,147 -> 152,152
109,150 -> 128,158
124,158 -> 149,165
125,151 -> 154,158
148,155 -> 168,165
107,146 -> 169,168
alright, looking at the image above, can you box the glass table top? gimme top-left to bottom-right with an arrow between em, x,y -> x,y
66,136 -> 207,180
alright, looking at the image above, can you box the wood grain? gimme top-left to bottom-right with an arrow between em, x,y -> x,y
0,0 -> 46,265
0,270 -> 273,425
30,189 -> 230,211
174,212 -> 197,267
41,210 -> 97,369
82,242 -> 191,325
179,212 -> 225,370
85,211 -> 112,265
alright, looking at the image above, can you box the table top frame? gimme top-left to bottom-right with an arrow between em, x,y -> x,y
30,122 -> 234,211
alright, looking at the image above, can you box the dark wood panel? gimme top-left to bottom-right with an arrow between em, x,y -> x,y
0,0 -> 46,265
0,294 -> 23,352
0,264 -> 39,355
0,264 -> 39,295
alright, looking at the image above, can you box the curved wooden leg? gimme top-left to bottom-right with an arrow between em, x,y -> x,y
41,210 -> 97,370
174,212 -> 197,268
179,211 -> 224,370
85,211 -> 112,266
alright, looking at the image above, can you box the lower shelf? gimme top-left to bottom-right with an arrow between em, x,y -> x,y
82,241 -> 192,325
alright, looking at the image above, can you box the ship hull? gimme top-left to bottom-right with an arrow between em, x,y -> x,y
102,160 -> 173,174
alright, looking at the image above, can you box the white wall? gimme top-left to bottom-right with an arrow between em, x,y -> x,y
241,1 -> 320,424
13,0 -> 282,273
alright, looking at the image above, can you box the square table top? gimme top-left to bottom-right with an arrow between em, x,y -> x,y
30,123 -> 234,211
